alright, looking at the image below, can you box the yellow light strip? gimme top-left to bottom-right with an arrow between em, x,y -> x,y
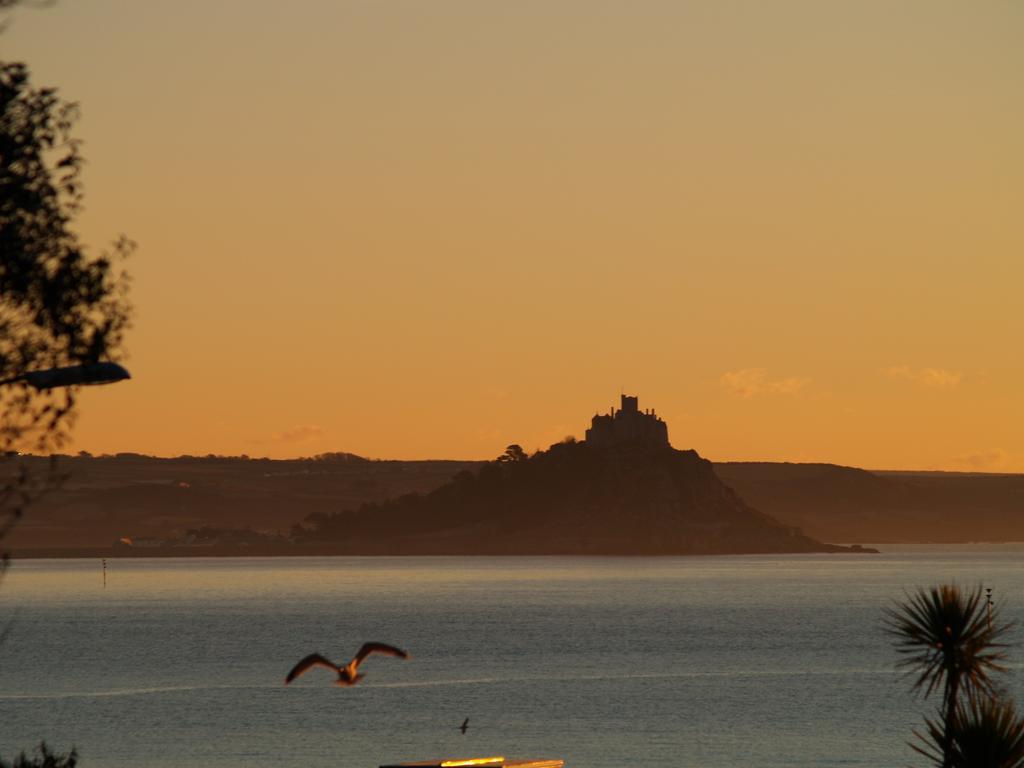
440,758 -> 505,767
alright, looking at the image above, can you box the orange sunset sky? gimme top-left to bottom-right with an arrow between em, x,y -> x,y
6,2 -> 1022,470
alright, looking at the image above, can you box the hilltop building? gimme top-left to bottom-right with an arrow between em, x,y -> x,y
585,395 -> 669,448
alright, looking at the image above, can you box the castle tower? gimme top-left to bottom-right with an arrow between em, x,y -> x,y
584,394 -> 669,448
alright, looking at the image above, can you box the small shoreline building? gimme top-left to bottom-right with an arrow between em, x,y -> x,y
584,394 -> 669,448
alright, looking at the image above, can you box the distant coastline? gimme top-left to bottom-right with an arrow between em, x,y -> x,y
6,429 -> 1023,556
9,543 -> 880,560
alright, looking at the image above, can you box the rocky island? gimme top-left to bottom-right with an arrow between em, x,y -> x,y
297,396 -> 866,555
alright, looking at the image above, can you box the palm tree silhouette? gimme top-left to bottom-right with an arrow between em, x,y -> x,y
915,697 -> 1024,768
886,584 -> 1012,768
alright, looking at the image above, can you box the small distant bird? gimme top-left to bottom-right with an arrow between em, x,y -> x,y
284,642 -> 410,687
459,718 -> 469,735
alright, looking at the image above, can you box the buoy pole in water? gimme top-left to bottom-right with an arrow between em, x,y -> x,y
102,558 -> 107,588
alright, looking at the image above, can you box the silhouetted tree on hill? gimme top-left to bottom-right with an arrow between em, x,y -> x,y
496,444 -> 528,462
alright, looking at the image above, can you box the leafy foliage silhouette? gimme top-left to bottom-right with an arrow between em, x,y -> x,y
496,444 -> 528,463
0,61 -> 132,452
1,11 -> 129,763
0,60 -> 132,574
0,742 -> 77,768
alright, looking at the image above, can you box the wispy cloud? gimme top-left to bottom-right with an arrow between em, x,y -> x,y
269,424 -> 326,443
953,448 -> 1008,471
719,368 -> 809,399
885,366 -> 962,389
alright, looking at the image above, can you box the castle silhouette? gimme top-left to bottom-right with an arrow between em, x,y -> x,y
585,394 -> 669,447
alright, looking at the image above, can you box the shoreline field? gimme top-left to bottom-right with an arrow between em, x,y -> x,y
8,543 -> 881,559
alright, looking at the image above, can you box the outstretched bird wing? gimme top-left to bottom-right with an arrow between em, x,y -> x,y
353,642 -> 410,664
285,653 -> 338,684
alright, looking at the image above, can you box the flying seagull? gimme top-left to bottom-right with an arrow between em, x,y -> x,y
459,718 -> 469,735
284,642 -> 410,686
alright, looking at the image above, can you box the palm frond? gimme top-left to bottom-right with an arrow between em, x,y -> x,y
884,584 -> 1012,704
953,697 -> 1024,768
910,710 -> 947,768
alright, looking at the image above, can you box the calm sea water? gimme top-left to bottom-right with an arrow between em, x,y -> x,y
1,548 -> 1022,768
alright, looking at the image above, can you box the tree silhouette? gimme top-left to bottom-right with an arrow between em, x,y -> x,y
1,55 -> 131,597
1,61 -> 132,452
915,697 -> 1024,768
496,444 -> 528,463
886,585 -> 1014,767
0,742 -> 77,768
